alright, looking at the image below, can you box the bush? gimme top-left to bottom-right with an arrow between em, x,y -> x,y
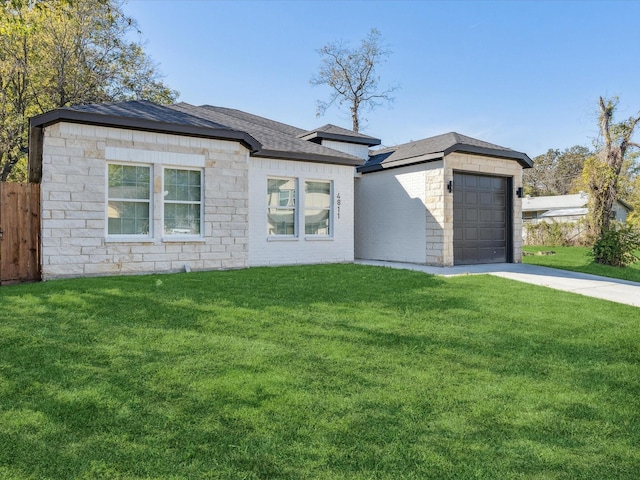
524,220 -> 589,246
591,225 -> 640,267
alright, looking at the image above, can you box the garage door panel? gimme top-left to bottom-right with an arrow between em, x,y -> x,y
479,208 -> 493,222
453,172 -> 510,265
478,176 -> 492,189
465,191 -> 478,204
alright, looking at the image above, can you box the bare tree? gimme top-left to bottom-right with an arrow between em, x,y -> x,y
585,97 -> 640,236
311,28 -> 397,133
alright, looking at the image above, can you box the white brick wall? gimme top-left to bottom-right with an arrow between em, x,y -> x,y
248,157 -> 355,266
321,140 -> 370,160
40,122 -> 251,279
355,162 -> 442,263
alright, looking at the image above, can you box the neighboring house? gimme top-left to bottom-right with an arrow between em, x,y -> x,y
522,193 -> 632,224
28,100 -> 531,280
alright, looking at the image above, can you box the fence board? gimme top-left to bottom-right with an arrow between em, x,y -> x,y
0,182 -> 41,284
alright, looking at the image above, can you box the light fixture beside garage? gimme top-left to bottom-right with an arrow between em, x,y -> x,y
516,187 -> 524,198
447,180 -> 453,193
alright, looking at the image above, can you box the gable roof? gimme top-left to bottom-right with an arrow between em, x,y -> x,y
297,124 -> 381,147
169,104 -> 364,166
30,100 -> 261,151
359,132 -> 533,173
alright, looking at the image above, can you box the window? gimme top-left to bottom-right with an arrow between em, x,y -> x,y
163,168 -> 202,236
107,164 -> 151,236
268,178 -> 296,235
305,180 -> 332,235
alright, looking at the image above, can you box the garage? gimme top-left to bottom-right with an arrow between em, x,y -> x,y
453,172 -> 512,265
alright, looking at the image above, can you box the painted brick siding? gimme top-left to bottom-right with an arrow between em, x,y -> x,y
355,162 -> 444,263
40,122 -> 250,279
248,157 -> 355,266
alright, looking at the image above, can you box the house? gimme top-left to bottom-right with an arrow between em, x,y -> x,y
522,193 -> 632,223
27,100 -> 532,280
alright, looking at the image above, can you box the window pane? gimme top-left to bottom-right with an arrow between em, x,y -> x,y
108,201 -> 149,235
305,209 -> 330,235
164,169 -> 201,202
268,208 -> 295,235
305,181 -> 331,209
108,165 -> 150,200
164,203 -> 201,235
268,178 -> 296,207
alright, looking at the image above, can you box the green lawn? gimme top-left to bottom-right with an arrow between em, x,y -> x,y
523,245 -> 640,283
1,264 -> 639,479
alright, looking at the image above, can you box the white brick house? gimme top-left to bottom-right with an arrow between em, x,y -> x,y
28,101 -> 531,280
28,101 -> 377,280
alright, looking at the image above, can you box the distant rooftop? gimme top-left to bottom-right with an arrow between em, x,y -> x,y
522,193 -> 589,212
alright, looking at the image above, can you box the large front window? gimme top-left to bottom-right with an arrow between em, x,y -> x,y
164,168 -> 202,235
305,180 -> 331,235
107,164 -> 150,236
267,178 -> 296,235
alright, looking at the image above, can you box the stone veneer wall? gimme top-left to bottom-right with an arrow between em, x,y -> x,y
442,152 -> 524,266
40,122 -> 250,280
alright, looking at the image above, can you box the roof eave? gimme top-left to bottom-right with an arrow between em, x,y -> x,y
444,143 -> 533,168
253,149 -> 364,166
29,109 -> 262,152
298,131 -> 381,147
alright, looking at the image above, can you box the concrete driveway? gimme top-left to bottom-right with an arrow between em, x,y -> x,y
355,260 -> 640,308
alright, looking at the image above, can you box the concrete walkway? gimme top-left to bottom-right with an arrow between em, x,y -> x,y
355,260 -> 640,308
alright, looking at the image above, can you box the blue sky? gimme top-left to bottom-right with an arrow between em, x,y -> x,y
124,0 -> 640,158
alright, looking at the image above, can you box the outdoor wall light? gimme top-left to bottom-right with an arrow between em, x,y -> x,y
516,187 -> 524,198
447,180 -> 453,193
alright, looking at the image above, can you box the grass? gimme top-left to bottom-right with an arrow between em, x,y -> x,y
523,245 -> 640,283
1,264 -> 639,479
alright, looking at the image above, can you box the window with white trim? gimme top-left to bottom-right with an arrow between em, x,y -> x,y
107,164 -> 151,236
267,178 -> 296,235
305,180 -> 332,235
163,168 -> 202,236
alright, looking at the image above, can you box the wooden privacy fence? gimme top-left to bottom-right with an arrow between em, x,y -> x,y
0,182 -> 41,285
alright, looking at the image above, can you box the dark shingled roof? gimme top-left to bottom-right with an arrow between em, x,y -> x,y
298,124 -> 381,146
170,104 -> 364,166
359,132 -> 533,173
30,100 -> 261,151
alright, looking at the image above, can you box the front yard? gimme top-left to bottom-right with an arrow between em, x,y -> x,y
523,245 -> 640,282
1,264 -> 638,479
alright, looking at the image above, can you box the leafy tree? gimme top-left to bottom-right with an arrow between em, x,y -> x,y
524,145 -> 591,196
0,0 -> 178,181
584,97 -> 640,238
311,28 -> 397,133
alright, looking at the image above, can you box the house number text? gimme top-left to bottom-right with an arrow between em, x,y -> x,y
337,193 -> 341,219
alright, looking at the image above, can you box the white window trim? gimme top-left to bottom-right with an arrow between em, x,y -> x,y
105,162 -> 153,240
162,166 -> 204,240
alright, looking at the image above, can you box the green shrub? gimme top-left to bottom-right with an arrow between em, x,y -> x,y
591,224 -> 640,267
524,219 -> 589,246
